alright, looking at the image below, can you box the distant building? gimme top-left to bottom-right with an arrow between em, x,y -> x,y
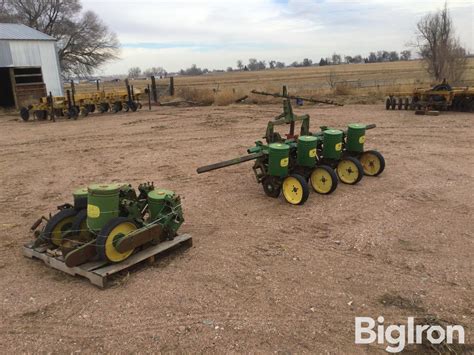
0,23 -> 63,108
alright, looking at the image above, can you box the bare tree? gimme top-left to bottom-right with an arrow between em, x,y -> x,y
389,51 -> 399,61
415,3 -> 467,82
400,50 -> 412,61
247,58 -> 258,71
353,55 -> 363,63
0,0 -> 10,21
236,60 -> 243,70
331,53 -> 342,65
367,52 -> 377,63
302,58 -> 312,67
128,67 -> 141,78
2,0 -> 119,77
143,67 -> 166,77
326,70 -> 338,89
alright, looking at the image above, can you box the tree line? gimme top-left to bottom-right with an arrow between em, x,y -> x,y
237,50 -> 412,71
133,50 -> 412,78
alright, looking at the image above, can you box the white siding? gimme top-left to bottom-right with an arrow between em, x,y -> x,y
9,40 -> 41,66
0,40 -> 13,66
38,42 -> 63,96
2,40 -> 63,96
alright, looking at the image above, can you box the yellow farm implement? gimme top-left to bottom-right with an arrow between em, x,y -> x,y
386,83 -> 474,112
20,86 -> 143,121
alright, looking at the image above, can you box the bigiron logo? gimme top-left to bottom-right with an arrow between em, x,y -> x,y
355,316 -> 465,353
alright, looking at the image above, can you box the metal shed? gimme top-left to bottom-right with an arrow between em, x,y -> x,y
0,23 -> 63,109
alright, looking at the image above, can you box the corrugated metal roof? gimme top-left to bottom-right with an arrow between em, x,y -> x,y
0,23 -> 55,41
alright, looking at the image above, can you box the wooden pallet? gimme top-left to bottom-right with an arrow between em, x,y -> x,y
23,234 -> 192,288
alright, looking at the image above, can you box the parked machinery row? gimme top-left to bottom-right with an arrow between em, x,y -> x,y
20,86 -> 143,122
386,82 -> 474,112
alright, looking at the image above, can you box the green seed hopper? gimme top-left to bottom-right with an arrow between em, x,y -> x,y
30,182 -> 184,266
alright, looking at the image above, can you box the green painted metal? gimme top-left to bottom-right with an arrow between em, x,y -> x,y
73,187 -> 88,198
346,123 -> 366,153
297,135 -> 317,167
148,189 -> 174,220
147,189 -> 184,235
323,129 -> 343,160
73,187 -> 88,206
87,183 -> 122,232
268,143 -> 290,177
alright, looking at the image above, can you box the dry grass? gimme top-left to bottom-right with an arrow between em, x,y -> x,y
66,59 -> 474,106
176,87 -> 214,105
214,88 -> 240,106
334,83 -> 353,95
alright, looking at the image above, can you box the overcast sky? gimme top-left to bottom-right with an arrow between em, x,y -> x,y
80,0 -> 474,75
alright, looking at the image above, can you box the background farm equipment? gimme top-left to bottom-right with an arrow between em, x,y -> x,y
19,82 -> 144,121
27,182 -> 186,272
386,82 -> 474,113
197,87 -> 385,205
19,92 -> 83,121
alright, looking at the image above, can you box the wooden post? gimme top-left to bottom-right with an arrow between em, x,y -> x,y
70,82 -> 76,108
147,84 -> 151,110
96,79 -> 100,91
126,82 -> 132,106
9,68 -> 18,109
70,80 -> 75,96
49,91 -> 55,122
169,77 -> 174,96
66,90 -> 72,110
151,76 -> 157,103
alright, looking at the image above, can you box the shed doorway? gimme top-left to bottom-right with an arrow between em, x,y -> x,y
0,68 -> 15,107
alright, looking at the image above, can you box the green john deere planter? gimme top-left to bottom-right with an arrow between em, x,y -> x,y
196,86 -> 385,205
30,182 -> 184,266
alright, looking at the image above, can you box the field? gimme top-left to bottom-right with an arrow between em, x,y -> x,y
67,59 -> 474,106
0,102 -> 472,352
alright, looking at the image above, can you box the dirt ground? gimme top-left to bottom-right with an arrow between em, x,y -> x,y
0,103 -> 472,353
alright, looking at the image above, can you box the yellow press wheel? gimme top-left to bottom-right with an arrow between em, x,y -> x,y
310,165 -> 338,194
282,174 -> 309,205
359,150 -> 385,176
43,208 -> 78,246
97,217 -> 138,263
336,157 -> 364,185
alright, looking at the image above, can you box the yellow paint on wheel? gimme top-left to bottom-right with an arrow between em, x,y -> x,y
360,152 -> 381,176
51,216 -> 75,246
311,168 -> 333,194
105,222 -> 136,262
282,176 -> 303,205
337,159 -> 360,184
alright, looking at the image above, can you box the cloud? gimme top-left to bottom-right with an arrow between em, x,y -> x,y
81,0 -> 474,74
